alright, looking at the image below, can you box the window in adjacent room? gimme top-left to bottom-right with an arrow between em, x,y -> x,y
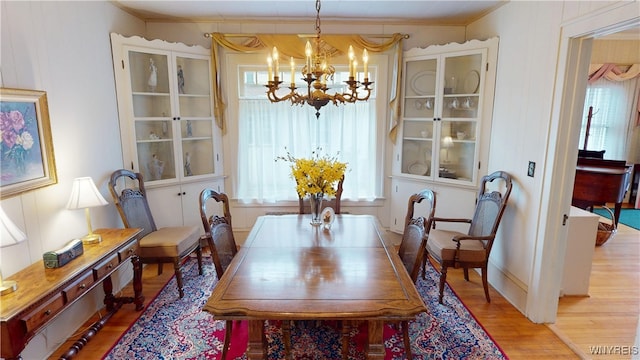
580,76 -> 638,160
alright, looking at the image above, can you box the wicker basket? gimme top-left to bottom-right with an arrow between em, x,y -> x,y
595,206 -> 617,246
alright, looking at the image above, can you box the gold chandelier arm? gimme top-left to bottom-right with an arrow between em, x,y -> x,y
266,81 -> 309,105
338,86 -> 372,103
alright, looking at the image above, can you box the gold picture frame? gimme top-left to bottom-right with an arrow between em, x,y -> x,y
0,88 -> 57,199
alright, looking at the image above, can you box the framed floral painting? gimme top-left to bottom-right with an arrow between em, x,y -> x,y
1,88 -> 57,199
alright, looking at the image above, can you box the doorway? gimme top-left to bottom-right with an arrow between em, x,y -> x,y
528,4 -> 639,324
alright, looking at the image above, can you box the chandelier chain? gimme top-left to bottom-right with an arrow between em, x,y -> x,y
315,0 -> 321,38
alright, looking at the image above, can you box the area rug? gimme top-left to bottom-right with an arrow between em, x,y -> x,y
593,207 -> 640,230
103,256 -> 507,359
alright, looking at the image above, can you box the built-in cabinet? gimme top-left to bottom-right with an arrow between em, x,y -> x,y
110,33 -> 223,228
390,38 -> 498,233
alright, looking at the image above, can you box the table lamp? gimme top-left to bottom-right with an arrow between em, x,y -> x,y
66,177 -> 108,244
0,207 -> 27,295
442,136 -> 454,162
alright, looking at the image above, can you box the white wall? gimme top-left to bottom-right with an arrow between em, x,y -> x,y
464,0 -> 566,316
0,1 -> 145,358
466,0 -> 640,321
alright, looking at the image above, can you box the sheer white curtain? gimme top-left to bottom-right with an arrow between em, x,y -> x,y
236,92 -> 377,203
581,76 -> 638,160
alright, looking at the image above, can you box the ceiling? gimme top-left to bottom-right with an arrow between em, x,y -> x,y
113,0 -> 507,25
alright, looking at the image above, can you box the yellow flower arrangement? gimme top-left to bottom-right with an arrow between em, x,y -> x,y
277,148 -> 347,198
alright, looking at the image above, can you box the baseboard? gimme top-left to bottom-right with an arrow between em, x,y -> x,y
487,260 -> 529,315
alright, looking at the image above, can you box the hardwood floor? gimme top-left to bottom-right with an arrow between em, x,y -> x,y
552,220 -> 639,359
50,216 -> 639,360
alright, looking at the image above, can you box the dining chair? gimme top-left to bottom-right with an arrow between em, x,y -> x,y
424,170 -> 513,304
199,188 -> 239,359
298,175 -> 344,214
395,188 -> 436,360
108,169 -> 203,299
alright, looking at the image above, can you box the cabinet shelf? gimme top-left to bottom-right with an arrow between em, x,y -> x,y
443,93 -> 479,98
182,136 -> 212,141
405,95 -> 436,99
178,93 -> 210,98
442,117 -> 477,121
136,139 -> 173,143
404,137 -> 432,141
132,91 -> 170,96
404,118 -> 433,122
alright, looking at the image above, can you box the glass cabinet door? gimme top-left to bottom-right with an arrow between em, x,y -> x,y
175,56 -> 215,178
437,52 -> 483,182
401,58 -> 438,177
128,49 -> 176,182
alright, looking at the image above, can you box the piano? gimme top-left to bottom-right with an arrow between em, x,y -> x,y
572,156 -> 633,227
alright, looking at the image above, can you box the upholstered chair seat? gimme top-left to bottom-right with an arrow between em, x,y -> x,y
426,230 -> 487,264
137,226 -> 200,259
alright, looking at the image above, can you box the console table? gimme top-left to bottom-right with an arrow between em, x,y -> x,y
0,228 -> 144,360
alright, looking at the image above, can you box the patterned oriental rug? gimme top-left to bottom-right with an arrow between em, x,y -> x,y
103,256 -> 508,360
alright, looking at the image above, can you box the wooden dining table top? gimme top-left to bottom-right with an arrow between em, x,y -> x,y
202,214 -> 427,321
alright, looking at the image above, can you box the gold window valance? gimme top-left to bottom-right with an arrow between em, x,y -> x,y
206,32 -> 408,141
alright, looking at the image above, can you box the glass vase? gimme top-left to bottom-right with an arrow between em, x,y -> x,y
309,193 -> 324,226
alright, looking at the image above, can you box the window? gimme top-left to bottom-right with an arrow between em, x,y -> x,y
227,53 -> 388,204
580,77 -> 636,160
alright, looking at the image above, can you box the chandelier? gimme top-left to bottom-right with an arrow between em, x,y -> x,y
265,0 -> 372,118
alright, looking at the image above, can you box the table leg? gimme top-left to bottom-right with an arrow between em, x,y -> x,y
367,320 -> 385,359
282,320 -> 293,359
247,320 -> 265,359
614,202 -> 622,226
131,255 -> 145,310
103,276 -> 115,312
341,320 -> 352,359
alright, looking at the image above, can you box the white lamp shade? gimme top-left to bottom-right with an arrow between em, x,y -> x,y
0,207 -> 27,248
66,177 -> 108,210
442,136 -> 454,148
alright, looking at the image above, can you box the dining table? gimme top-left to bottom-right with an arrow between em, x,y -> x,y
202,214 -> 427,359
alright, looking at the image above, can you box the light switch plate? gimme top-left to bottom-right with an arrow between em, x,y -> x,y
528,161 -> 536,177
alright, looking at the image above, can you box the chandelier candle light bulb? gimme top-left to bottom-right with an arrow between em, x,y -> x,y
272,47 -> 279,79
305,41 -> 313,70
353,60 -> 358,80
348,45 -> 355,77
290,57 -> 295,86
363,49 -> 369,80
